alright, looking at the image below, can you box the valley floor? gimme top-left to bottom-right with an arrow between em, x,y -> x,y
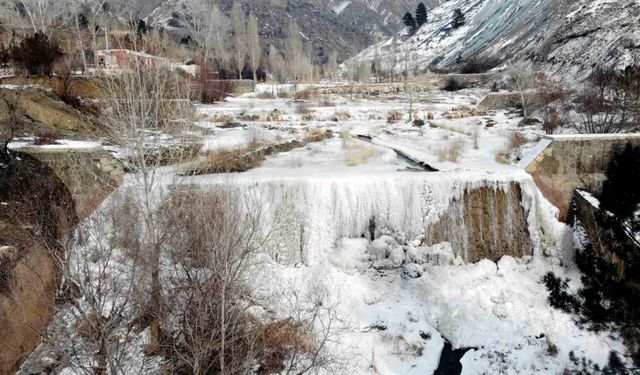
18,83 -> 627,374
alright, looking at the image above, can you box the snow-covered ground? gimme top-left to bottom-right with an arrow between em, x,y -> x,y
28,84 -> 627,374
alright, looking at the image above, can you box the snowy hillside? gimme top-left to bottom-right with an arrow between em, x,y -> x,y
144,0 -> 431,62
348,0 -> 640,79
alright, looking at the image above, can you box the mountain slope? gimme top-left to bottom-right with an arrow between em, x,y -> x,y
347,0 -> 640,79
145,0 -> 428,64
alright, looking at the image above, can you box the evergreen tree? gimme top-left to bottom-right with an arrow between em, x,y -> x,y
416,3 -> 428,27
403,12 -> 417,33
10,32 -> 63,76
452,9 -> 466,29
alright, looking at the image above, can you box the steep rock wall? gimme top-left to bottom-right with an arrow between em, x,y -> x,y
426,183 -> 532,263
22,147 -> 125,220
524,134 -> 640,221
0,150 -> 77,374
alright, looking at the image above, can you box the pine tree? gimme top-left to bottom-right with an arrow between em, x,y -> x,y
403,12 -> 417,33
452,9 -> 466,29
416,3 -> 428,27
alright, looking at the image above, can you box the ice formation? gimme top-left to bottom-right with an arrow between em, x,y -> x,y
194,169 -> 568,267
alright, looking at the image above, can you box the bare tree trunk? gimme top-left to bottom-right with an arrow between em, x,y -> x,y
74,14 -> 88,73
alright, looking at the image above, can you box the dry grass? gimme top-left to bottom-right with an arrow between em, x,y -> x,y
472,128 -> 480,149
495,132 -> 530,164
295,102 -> 314,115
212,113 -> 233,123
446,106 -> 487,119
387,111 -> 403,123
332,111 -> 351,122
342,137 -> 381,166
295,89 -> 319,101
437,138 -> 466,163
435,122 -> 467,135
195,146 -> 263,174
346,146 -> 378,166
316,96 -> 336,107
427,112 -> 434,120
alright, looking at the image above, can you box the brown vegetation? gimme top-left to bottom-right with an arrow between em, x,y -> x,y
188,129 -> 333,175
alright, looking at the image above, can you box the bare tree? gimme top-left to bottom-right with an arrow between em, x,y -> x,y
160,186 -> 273,374
95,62 -> 196,353
247,11 -> 261,82
50,192 -> 151,374
327,50 -> 338,80
390,37 -> 399,82
181,0 -> 227,67
268,45 -> 286,97
286,20 -> 304,98
231,1 -> 248,79
506,65 -> 536,118
278,281 -> 348,374
111,0 -> 146,51
71,0 -> 108,68
0,0 -> 69,36
563,68 -> 640,134
70,2 -> 88,72
404,49 -> 416,122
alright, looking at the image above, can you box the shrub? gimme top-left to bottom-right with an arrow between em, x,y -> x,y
563,67 -> 640,133
295,102 -> 313,115
34,131 -> 62,145
387,111 -> 403,123
518,117 -> 542,126
10,32 -> 63,76
442,78 -> 465,92
413,119 -> 425,128
437,138 -> 465,162
458,58 -> 501,74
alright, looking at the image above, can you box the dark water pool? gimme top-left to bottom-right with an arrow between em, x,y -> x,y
434,341 -> 474,375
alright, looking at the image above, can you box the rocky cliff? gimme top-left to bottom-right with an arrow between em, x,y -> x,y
0,150 -> 77,374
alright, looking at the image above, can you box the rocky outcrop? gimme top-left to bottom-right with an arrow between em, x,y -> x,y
0,76 -> 104,99
571,191 -> 640,280
0,150 -> 77,374
478,92 -> 530,111
21,146 -> 125,220
425,183 -> 533,263
0,86 -> 90,133
524,135 -> 640,221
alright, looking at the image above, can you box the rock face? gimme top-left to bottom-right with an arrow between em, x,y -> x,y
0,150 -> 77,374
571,190 -> 640,292
0,86 -> 89,133
146,0 -> 430,63
524,135 -> 640,221
0,76 -> 103,99
478,92 -> 523,111
21,147 -> 125,220
348,0 -> 640,80
425,183 -> 533,263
